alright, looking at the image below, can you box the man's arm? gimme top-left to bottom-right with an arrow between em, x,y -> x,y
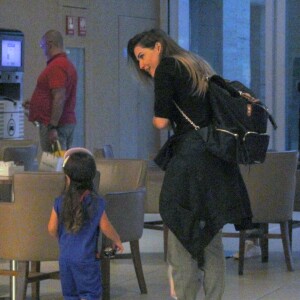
50,87 -> 66,126
48,87 -> 66,144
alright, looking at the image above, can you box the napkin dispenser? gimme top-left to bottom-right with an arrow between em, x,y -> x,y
0,161 -> 24,176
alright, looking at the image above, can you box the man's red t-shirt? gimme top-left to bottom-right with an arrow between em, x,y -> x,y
29,53 -> 77,125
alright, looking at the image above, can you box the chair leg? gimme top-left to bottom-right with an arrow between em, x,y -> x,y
238,230 -> 246,275
16,261 -> 29,300
288,219 -> 293,249
101,257 -> 110,300
280,221 -> 294,272
130,240 -> 147,294
31,261 -> 41,299
260,224 -> 269,263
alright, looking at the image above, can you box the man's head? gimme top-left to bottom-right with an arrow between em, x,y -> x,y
40,30 -> 64,60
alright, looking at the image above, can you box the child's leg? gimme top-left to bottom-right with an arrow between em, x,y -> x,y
59,260 -> 78,300
73,260 -> 102,300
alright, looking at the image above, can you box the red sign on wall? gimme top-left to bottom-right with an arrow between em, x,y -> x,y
78,17 -> 86,36
66,16 -> 75,35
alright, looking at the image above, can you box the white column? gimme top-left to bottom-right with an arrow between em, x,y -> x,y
168,0 -> 190,49
223,0 -> 251,86
265,0 -> 286,150
158,0 -> 190,146
178,0 -> 190,50
159,0 -> 169,33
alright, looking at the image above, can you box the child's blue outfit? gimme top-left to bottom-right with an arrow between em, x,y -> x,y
54,193 -> 105,300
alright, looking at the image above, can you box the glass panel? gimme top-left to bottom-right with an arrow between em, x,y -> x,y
189,0 -> 265,100
286,0 -> 300,151
189,0 -> 300,151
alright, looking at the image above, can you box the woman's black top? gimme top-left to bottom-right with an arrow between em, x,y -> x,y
154,56 -> 212,133
153,56 -> 252,266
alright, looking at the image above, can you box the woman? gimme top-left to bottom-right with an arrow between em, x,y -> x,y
127,29 -> 252,300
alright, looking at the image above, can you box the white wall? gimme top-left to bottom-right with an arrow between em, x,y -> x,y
0,0 -> 160,158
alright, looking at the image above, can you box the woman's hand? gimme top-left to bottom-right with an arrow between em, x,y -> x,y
153,116 -> 170,129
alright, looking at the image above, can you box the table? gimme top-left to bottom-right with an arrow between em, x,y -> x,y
0,175 -> 14,299
0,175 -> 12,185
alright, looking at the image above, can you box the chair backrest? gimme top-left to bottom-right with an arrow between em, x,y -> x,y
0,139 -> 37,148
94,144 -> 114,160
0,172 -> 65,261
0,139 -> 38,159
96,159 -> 147,195
103,144 -> 114,158
3,144 -> 38,171
96,159 -> 147,243
93,170 -> 100,194
239,151 -> 298,223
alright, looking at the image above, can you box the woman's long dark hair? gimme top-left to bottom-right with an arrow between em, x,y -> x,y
127,28 -> 215,95
61,152 -> 97,233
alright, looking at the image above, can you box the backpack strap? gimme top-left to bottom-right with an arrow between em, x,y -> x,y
173,101 -> 200,130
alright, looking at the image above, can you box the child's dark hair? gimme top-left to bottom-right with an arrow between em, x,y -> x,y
61,152 -> 97,233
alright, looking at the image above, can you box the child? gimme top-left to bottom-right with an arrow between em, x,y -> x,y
48,147 -> 124,300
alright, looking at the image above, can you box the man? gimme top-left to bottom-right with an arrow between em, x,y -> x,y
24,30 -> 77,151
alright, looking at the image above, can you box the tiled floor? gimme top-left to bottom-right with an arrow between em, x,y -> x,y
1,215 -> 300,299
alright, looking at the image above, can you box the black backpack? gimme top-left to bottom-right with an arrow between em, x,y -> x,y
206,75 -> 277,164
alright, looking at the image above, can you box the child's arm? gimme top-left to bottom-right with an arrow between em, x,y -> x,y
100,211 -> 124,253
48,208 -> 58,238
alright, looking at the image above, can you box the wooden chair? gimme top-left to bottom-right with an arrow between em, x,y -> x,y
2,144 -> 38,171
20,170 -> 99,299
0,172 -> 65,299
96,159 -> 147,300
94,144 -> 114,160
0,139 -> 38,154
0,144 -> 39,202
222,151 -> 298,275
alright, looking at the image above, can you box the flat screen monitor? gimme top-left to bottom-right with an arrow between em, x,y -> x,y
1,39 -> 22,67
0,29 -> 24,72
